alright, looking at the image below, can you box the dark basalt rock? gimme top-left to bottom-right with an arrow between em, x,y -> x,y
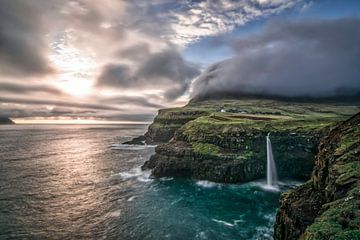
274,112 -> 360,240
0,117 -> 15,124
143,130 -> 321,183
123,135 -> 146,145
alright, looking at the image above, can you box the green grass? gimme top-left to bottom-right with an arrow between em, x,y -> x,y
192,142 -> 220,156
153,99 -> 359,139
164,98 -> 359,143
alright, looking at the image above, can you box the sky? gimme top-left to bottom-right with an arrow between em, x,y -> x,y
0,0 -> 359,123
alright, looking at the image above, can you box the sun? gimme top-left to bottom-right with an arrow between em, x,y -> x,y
50,31 -> 97,97
54,78 -> 93,97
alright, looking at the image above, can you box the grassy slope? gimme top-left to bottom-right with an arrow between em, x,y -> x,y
158,99 -> 360,144
159,99 -> 358,130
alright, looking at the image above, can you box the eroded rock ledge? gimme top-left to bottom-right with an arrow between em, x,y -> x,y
275,112 -> 360,240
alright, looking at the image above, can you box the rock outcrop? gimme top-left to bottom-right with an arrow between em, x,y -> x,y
275,112 -> 360,240
144,129 -> 321,183
125,108 -> 210,144
0,117 -> 15,124
140,98 -> 359,183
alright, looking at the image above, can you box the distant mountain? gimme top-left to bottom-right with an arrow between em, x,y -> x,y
0,117 -> 15,124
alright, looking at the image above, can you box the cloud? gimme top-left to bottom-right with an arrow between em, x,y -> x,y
0,97 -> 121,111
165,0 -> 311,45
0,103 -> 155,122
98,64 -> 132,88
0,82 -> 64,95
97,48 -> 200,100
191,17 -> 360,99
0,0 -> 315,120
102,96 -> 164,109
0,0 -> 53,76
136,49 -> 199,83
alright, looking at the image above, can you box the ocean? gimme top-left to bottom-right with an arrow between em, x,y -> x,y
0,124 -> 295,240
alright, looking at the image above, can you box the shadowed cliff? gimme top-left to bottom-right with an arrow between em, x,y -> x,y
275,112 -> 360,240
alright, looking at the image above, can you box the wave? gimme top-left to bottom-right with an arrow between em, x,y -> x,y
251,214 -> 276,240
245,180 -> 303,193
211,218 -> 244,227
106,210 -> 121,218
159,177 -> 174,181
113,166 -> 152,183
195,180 -> 221,188
110,144 -> 156,150
127,196 -> 136,202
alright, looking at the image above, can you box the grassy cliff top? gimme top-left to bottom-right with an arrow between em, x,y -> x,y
159,99 -> 359,133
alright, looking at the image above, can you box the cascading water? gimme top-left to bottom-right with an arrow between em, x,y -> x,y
266,133 -> 278,188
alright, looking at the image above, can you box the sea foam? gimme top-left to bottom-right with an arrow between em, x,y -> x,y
111,144 -> 156,150
195,180 -> 220,188
113,166 -> 152,183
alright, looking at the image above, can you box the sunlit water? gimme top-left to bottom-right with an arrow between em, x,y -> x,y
0,125 -> 299,240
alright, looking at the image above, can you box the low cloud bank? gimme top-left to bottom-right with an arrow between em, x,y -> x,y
191,18 -> 360,100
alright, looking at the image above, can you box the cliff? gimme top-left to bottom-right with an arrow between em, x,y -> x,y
0,117 -> 15,124
139,98 -> 359,183
275,112 -> 360,240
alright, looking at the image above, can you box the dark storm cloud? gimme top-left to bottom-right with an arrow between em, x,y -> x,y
136,49 -> 199,84
98,48 -> 200,100
98,64 -> 133,88
0,0 -> 53,76
192,17 -> 360,99
0,82 -> 64,95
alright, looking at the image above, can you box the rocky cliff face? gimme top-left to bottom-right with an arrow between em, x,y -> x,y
144,108 -> 210,144
140,99 -> 359,183
144,128 -> 321,183
275,112 -> 360,240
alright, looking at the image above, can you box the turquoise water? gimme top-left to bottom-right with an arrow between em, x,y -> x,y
115,169 -> 296,240
0,124 -> 296,239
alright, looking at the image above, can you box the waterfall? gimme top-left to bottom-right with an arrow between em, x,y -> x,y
266,133 -> 278,187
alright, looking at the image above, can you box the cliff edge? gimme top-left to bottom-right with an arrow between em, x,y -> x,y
275,112 -> 360,239
139,98 -> 359,183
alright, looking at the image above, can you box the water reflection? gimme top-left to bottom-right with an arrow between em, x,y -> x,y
0,124 -> 150,239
